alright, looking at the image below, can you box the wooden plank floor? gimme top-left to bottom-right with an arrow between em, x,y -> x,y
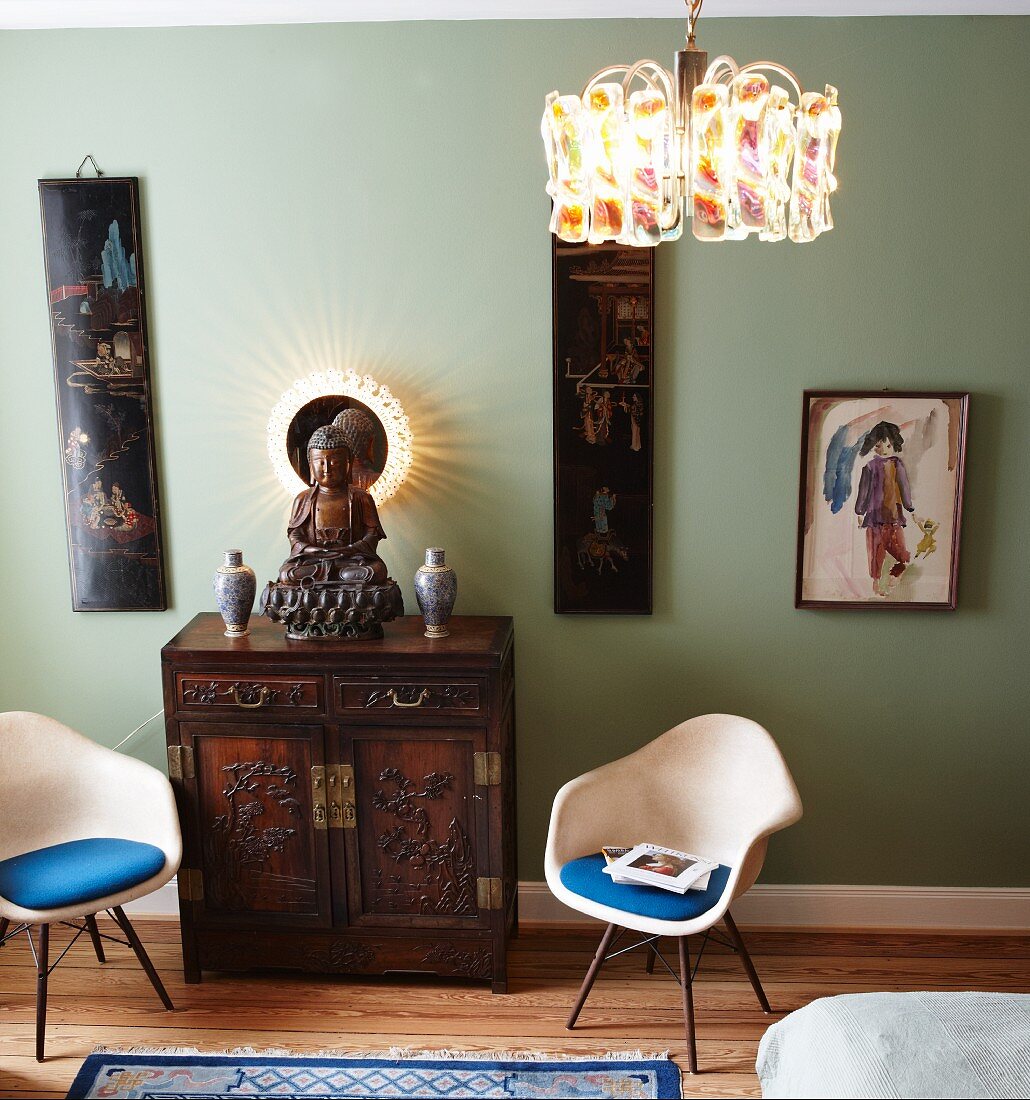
1,919 -> 1028,1098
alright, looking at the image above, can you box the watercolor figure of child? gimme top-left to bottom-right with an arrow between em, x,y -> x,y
855,421 -> 916,597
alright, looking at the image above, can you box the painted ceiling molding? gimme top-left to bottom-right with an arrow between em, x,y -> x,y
1,0 -> 1028,30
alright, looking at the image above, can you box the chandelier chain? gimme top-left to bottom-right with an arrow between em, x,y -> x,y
685,0 -> 704,44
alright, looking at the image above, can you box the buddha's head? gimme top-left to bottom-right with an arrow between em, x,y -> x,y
332,408 -> 375,462
306,425 -> 353,491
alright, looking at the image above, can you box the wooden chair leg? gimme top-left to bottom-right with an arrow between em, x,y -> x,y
110,907 -> 173,1010
566,922 -> 619,1029
645,942 -> 656,973
35,924 -> 49,1063
723,909 -> 771,1013
84,915 -> 106,963
677,935 -> 698,1074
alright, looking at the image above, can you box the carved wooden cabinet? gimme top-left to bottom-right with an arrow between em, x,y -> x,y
162,614 -> 516,992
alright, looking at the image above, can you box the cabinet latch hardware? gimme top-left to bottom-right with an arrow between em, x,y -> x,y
167,745 -> 195,781
476,876 -> 503,910
326,763 -> 348,828
338,764 -> 356,828
473,752 -> 501,787
177,867 -> 204,902
311,765 -> 327,829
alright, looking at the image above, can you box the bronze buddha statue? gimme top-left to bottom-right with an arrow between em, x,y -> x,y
260,424 -> 403,639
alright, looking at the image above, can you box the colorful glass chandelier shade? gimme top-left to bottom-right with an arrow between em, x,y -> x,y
541,0 -> 841,246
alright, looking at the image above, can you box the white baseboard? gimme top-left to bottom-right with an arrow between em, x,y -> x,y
129,879 -> 1030,932
518,882 -> 1030,931
124,880 -> 181,916
732,885 -> 1030,931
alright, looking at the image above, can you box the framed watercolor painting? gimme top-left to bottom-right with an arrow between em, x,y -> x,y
39,177 -> 166,611
796,391 -> 969,610
552,239 -> 654,614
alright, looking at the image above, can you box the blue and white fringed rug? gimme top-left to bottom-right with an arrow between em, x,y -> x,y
67,1047 -> 682,1098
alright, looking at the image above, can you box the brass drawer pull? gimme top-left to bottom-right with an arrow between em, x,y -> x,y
233,685 -> 270,709
387,688 -> 430,709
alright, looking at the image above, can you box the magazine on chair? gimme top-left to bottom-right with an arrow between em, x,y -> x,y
602,843 -> 719,894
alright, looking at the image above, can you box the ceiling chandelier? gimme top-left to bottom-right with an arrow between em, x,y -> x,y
541,0 -> 841,246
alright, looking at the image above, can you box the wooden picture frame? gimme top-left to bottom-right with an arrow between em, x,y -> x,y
552,240 -> 654,614
796,390 -> 969,610
39,177 -> 166,611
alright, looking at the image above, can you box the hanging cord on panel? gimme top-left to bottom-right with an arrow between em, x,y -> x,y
75,154 -> 103,178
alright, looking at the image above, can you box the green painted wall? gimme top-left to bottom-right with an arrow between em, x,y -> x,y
1,17 -> 1027,887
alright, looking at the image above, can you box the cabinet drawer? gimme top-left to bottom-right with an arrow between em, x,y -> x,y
176,673 -> 323,714
334,678 -> 483,716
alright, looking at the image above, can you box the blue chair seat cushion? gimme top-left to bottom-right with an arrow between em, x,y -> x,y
0,838 -> 166,912
560,853 -> 732,923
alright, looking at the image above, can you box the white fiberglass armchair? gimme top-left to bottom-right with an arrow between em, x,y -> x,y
0,712 -> 181,1061
545,714 -> 802,1073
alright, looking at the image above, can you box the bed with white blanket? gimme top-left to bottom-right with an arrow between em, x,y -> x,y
756,992 -> 1030,1099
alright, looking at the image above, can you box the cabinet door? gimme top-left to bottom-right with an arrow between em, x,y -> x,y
339,727 -> 491,930
180,722 -> 332,929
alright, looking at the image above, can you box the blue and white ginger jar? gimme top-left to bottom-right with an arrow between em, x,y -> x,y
414,547 -> 457,639
213,549 -> 257,638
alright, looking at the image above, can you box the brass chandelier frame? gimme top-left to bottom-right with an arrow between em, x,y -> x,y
576,0 -> 810,237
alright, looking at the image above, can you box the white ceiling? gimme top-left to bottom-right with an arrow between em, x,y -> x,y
0,0 -> 1026,29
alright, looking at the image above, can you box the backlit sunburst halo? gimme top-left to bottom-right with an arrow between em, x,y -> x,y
267,368 -> 412,506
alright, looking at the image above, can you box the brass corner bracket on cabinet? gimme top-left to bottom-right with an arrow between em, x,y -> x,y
474,752 -> 501,787
178,868 -> 204,902
477,877 -> 503,910
167,744 -> 194,781
312,764 -> 356,830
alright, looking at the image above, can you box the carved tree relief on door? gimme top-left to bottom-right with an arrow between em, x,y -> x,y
191,732 -> 321,916
372,768 -> 476,915
210,760 -> 304,910
352,737 -> 479,920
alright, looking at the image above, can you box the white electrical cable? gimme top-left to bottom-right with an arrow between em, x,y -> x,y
112,709 -> 164,752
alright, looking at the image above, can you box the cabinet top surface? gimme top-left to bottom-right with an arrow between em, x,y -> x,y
163,613 -> 513,664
